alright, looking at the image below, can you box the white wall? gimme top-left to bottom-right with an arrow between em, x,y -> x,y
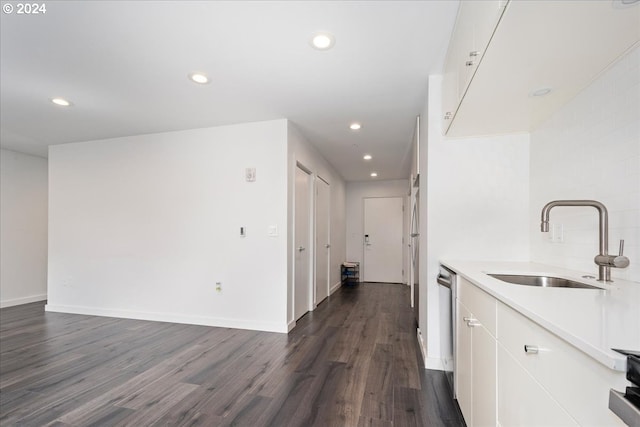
530,46 -> 639,283
47,120 -> 290,332
345,179 -> 410,282
420,75 -> 531,368
0,149 -> 48,307
287,122 -> 347,327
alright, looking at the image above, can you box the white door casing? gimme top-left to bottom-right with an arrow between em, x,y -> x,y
363,197 -> 404,283
315,177 -> 330,305
294,165 -> 311,321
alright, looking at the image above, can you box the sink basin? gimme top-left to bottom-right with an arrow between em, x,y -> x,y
487,274 -> 600,289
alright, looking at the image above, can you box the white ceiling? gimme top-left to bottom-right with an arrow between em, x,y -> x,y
0,0 -> 459,181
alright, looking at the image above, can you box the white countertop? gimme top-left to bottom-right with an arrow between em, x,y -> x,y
441,261 -> 640,372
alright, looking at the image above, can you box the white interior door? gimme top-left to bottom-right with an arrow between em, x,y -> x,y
294,166 -> 311,321
315,178 -> 330,305
363,197 -> 404,283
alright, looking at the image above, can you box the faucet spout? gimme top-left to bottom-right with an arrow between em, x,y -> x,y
540,200 -> 610,281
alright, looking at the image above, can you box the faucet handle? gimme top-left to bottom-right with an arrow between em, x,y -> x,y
595,239 -> 630,269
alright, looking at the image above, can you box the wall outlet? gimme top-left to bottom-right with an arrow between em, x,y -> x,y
215,282 -> 222,292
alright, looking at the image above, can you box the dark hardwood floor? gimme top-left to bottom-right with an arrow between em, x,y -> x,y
0,283 -> 464,426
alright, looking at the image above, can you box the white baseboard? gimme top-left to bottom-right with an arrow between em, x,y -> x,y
0,294 -> 47,308
329,280 -> 342,295
416,327 -> 445,371
425,356 -> 445,371
44,304 -> 289,333
287,319 -> 296,332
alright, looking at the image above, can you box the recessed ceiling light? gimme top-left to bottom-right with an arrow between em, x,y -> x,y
370,172 -> 378,177
50,97 -> 72,107
311,32 -> 335,50
189,72 -> 209,84
529,87 -> 552,97
350,123 -> 362,130
363,154 -> 372,160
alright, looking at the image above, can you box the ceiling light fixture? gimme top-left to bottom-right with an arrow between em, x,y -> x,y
50,97 -> 72,107
529,87 -> 552,97
311,32 -> 335,50
350,123 -> 362,130
370,172 -> 378,177
189,72 -> 209,84
363,154 -> 372,160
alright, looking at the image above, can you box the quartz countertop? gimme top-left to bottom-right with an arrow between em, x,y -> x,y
441,261 -> 640,371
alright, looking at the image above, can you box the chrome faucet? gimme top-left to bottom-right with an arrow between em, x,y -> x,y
540,200 -> 629,282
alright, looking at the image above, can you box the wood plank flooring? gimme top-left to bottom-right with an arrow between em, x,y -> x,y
0,283 -> 465,426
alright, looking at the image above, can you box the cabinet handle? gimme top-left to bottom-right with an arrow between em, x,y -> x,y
465,61 -> 474,67
524,345 -> 539,354
463,317 -> 481,327
469,51 -> 480,57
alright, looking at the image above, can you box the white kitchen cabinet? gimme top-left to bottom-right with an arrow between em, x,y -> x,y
453,276 -> 630,427
471,321 -> 496,427
497,344 -> 578,426
456,301 -> 473,423
456,278 -> 497,427
442,0 -> 507,132
497,302 -> 627,426
442,0 -> 640,137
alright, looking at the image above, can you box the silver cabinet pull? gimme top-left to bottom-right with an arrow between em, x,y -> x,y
465,61 -> 474,67
524,345 -> 539,354
463,317 -> 481,327
469,51 -> 480,57
325,244 -> 330,248
297,246 -> 305,252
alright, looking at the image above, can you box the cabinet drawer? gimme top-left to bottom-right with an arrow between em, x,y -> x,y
458,277 -> 496,336
497,302 -> 627,426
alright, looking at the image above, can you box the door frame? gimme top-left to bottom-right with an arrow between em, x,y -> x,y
314,175 -> 330,307
293,162 -> 314,321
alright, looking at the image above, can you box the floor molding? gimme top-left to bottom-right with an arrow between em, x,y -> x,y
0,294 -> 47,308
44,303 -> 289,333
329,280 -> 342,295
417,327 -> 444,371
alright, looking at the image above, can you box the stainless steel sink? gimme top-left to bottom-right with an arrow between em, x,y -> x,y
487,274 -> 601,289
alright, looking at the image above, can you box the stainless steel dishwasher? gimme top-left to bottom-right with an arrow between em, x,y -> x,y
437,264 -> 456,397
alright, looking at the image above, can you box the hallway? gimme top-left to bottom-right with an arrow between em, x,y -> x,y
0,283 -> 464,426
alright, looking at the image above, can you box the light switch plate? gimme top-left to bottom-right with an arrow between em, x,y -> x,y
549,223 -> 564,243
245,168 -> 256,182
268,225 -> 278,237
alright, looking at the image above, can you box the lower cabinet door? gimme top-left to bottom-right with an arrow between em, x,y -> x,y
456,301 -> 473,424
472,324 -> 496,427
497,345 -> 578,426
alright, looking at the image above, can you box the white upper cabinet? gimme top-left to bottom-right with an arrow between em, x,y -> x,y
442,0 -> 507,132
442,0 -> 640,137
